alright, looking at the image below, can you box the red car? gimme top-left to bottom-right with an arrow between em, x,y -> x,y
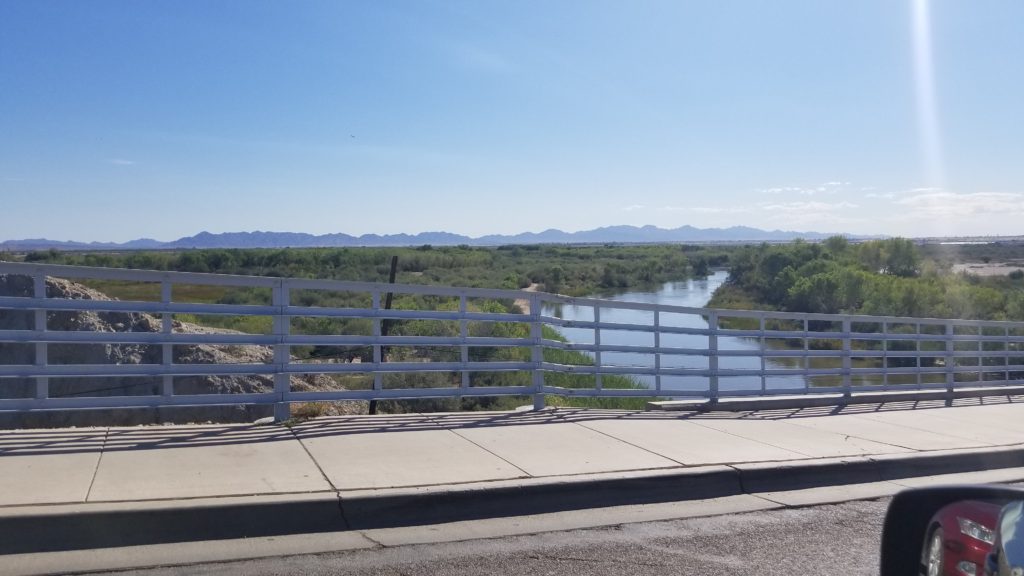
923,500 -> 1002,576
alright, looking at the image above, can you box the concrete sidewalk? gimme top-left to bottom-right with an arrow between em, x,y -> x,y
4,397 -> 1024,555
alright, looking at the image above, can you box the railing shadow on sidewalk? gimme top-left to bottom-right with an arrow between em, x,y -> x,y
3,393 -> 1022,457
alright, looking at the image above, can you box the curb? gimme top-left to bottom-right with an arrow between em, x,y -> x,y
0,493 -> 344,556
3,445 -> 1024,555
338,465 -> 742,530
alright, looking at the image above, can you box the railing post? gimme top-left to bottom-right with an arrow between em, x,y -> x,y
708,310 -> 719,403
945,321 -> 955,404
1005,326 -> 1011,385
594,306 -> 602,391
459,294 -> 469,392
272,280 -> 290,422
882,321 -> 889,389
33,274 -> 48,401
842,318 -> 852,400
372,291 -> 383,395
161,280 -> 173,398
654,309 -> 661,392
921,319 -> 929,387
530,294 -> 545,410
759,315 -> 766,394
803,318 -> 810,393
976,322 -> 984,386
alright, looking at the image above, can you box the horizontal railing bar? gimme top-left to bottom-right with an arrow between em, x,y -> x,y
0,364 -> 274,377
3,321 -> 1022,350
0,330 -> 280,345
10,358 -> 1015,380
543,387 -> 664,397
284,306 -> 527,323
848,384 -> 949,392
0,300 -> 533,324
283,277 -> 527,300
0,331 -> 541,348
284,335 -> 535,347
845,350 -> 1024,359
558,320 -> 673,334
551,321 -> 713,337
0,393 -> 277,411
0,263 -> 282,287
286,386 -> 533,401
224,362 -> 1013,379
720,388 -> 816,396
710,307 -> 1022,328
283,361 -> 534,374
0,297 -> 280,316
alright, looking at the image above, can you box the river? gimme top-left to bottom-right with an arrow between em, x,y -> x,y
541,270 -> 806,393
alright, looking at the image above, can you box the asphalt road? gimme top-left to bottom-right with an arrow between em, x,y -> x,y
98,498 -> 889,576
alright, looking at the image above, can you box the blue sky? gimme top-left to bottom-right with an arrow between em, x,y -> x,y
2,1 -> 1023,242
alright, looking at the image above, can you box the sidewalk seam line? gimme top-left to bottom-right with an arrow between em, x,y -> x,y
419,411 -> 534,478
748,493 -> 787,507
444,428 -> 532,478
686,420 -> 816,459
288,426 -> 338,492
852,412 -> 998,446
727,464 -> 749,495
83,427 -> 110,503
357,530 -> 386,548
782,418 -> 923,452
573,420 -> 689,467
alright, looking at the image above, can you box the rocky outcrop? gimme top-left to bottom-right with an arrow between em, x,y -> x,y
0,274 -> 363,427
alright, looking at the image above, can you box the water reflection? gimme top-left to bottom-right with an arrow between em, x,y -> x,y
541,271 -> 805,393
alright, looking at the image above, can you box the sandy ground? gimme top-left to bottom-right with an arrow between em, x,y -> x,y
952,262 -> 1024,277
513,283 -> 541,314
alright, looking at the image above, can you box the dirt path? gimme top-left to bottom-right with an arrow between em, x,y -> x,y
513,283 -> 541,314
952,262 -> 1024,277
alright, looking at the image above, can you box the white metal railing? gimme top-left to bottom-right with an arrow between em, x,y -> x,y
2,262 -> 1024,420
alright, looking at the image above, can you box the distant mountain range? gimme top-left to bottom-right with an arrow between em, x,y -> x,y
1,225 -> 853,251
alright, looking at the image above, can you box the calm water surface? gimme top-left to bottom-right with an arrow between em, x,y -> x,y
542,271 -> 805,393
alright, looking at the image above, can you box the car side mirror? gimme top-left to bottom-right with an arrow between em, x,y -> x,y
988,500 -> 1024,576
880,486 -> 1024,576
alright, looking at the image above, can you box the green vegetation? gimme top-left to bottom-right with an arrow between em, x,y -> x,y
20,244 -> 731,296
709,237 -> 1024,321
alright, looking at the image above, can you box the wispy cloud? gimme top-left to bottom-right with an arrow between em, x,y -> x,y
758,186 -> 809,195
622,204 -> 646,212
107,158 -> 136,166
863,186 -> 946,201
760,200 -> 858,212
893,191 -> 1024,217
756,181 -> 851,196
683,200 -> 856,216
685,205 -> 754,214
